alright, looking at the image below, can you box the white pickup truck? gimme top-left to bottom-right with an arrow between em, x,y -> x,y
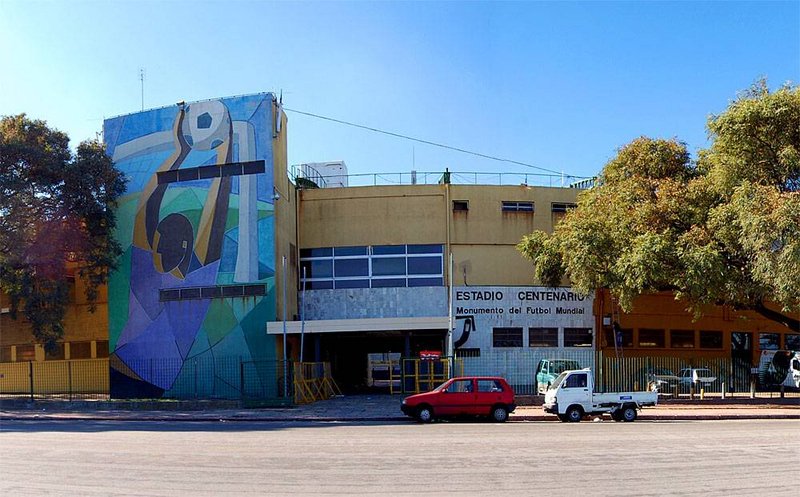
543,368 -> 657,422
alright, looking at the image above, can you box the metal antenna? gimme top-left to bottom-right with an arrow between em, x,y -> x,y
139,68 -> 145,110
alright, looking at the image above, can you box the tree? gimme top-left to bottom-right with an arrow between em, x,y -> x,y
0,114 -> 126,349
518,81 -> 799,331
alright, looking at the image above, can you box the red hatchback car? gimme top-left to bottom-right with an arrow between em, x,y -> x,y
401,376 -> 516,423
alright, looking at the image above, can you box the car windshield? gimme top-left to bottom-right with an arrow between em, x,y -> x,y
550,372 -> 569,390
432,380 -> 451,392
552,361 -> 579,374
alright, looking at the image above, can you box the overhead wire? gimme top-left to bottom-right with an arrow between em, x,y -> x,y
282,107 -> 588,178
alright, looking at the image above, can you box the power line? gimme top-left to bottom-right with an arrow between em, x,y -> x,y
283,107 -> 584,178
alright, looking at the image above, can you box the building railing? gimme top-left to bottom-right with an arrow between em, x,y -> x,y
290,166 -> 595,189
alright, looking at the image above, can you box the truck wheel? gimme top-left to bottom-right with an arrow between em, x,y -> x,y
566,406 -> 583,423
610,410 -> 623,422
557,414 -> 569,422
622,406 -> 637,422
417,406 -> 434,423
491,405 -> 509,422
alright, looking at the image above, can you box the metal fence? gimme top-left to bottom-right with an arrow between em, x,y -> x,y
0,357 -> 294,402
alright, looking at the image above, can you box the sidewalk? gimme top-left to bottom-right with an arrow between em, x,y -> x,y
1,394 -> 798,423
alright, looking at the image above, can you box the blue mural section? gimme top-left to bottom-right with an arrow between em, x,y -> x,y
104,94 -> 278,399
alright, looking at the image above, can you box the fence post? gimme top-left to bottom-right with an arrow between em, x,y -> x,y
29,361 -> 34,402
721,382 -> 726,400
68,361 -> 73,401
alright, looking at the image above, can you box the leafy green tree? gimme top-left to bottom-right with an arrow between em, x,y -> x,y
0,114 -> 126,349
518,81 -> 799,331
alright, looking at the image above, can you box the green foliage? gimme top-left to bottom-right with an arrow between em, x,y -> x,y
0,114 -> 126,349
518,81 -> 800,330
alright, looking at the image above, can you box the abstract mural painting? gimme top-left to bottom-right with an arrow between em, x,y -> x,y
104,94 -> 278,398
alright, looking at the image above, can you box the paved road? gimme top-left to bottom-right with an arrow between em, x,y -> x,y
1,418 -> 797,496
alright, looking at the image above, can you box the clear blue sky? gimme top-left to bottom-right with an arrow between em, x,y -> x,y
1,0 -> 798,183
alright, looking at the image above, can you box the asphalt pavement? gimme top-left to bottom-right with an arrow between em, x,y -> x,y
1,392 -> 798,423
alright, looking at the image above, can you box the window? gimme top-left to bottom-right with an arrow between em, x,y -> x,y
699,330 -> 723,349
0,346 -> 11,362
759,333 -> 780,350
69,342 -> 92,359
16,344 -> 35,361
95,341 -> 110,358
493,327 -> 523,348
786,334 -> 800,350
670,330 -> 695,348
501,201 -> 534,212
477,379 -> 504,393
564,328 -> 592,347
638,329 -> 665,348
157,160 -> 265,184
565,373 -> 587,388
604,328 -> 633,348
452,200 -> 469,212
300,244 -> 444,289
45,343 -> 65,360
551,202 -> 577,213
529,327 -> 558,347
448,379 -> 473,393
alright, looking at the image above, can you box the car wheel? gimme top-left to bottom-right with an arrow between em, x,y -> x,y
417,406 -> 434,423
491,405 -> 509,423
566,406 -> 583,423
622,406 -> 637,422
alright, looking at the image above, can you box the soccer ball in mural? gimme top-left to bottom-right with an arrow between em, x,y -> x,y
181,100 -> 231,150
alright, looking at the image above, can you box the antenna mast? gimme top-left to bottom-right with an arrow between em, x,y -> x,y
139,68 -> 145,110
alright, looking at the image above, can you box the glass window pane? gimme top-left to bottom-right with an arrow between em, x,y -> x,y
371,278 -> 406,288
372,245 -> 405,255
604,328 -> 633,348
335,279 -> 369,289
408,277 -> 443,287
372,257 -> 406,276
334,258 -> 368,277
334,246 -> 367,256
408,256 -> 442,275
699,330 -> 723,349
493,327 -> 523,348
307,280 -> 333,290
638,329 -> 665,348
670,330 -> 695,348
300,247 -> 332,258
564,328 -> 593,347
529,328 -> 558,347
301,259 -> 332,279
759,333 -> 780,350
407,244 -> 443,254
786,334 -> 800,350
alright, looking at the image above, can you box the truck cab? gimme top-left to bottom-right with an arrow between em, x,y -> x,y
543,368 -> 657,422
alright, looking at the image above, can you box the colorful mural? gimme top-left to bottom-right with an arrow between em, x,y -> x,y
104,94 -> 278,398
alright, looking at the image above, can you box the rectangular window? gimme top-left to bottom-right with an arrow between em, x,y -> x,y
492,327 -> 523,348
407,256 -> 441,275
408,277 -> 443,287
551,202 -> 577,213
604,328 -> 633,348
786,334 -> 800,350
334,246 -> 368,256
670,330 -> 695,348
69,341 -> 92,359
452,200 -> 469,211
407,244 -> 443,254
372,257 -> 406,276
699,330 -> 723,349
372,245 -> 405,255
301,259 -> 333,279
335,279 -> 370,289
95,341 -> 110,358
334,258 -> 368,277
300,247 -> 333,258
45,343 -> 65,360
501,201 -> 534,212
564,328 -> 593,347
759,333 -> 780,350
16,344 -> 35,361
371,278 -> 405,288
0,346 -> 11,362
306,280 -> 334,290
529,327 -> 559,347
638,329 -> 665,348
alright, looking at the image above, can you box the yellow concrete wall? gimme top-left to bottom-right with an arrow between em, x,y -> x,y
272,104 -> 298,320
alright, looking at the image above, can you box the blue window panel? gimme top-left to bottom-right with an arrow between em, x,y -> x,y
334,258 -> 368,277
408,277 -> 443,287
371,278 -> 405,288
301,260 -> 333,279
335,279 -> 370,289
407,256 -> 442,275
306,280 -> 333,290
373,245 -> 405,255
300,247 -> 332,258
407,244 -> 443,254
334,246 -> 367,256
372,257 -> 406,276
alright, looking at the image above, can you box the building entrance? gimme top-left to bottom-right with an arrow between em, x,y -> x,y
314,330 -> 445,393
